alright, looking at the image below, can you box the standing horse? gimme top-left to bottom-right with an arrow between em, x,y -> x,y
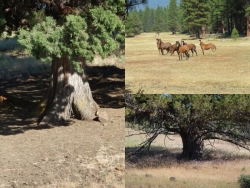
182,40 -> 197,56
199,40 -> 216,55
170,43 -> 178,55
156,39 -> 171,55
176,41 -> 190,60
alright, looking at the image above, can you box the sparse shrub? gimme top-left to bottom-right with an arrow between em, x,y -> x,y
231,28 -> 239,40
238,174 -> 250,188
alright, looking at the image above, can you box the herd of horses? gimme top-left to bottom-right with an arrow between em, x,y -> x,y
156,38 -> 217,60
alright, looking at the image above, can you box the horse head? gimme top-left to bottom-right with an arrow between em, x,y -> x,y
176,41 -> 180,47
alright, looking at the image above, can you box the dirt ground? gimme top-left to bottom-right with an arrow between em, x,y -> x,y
0,64 -> 125,188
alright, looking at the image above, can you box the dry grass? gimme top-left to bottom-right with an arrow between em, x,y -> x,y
125,128 -> 250,188
125,32 -> 250,94
126,160 -> 250,188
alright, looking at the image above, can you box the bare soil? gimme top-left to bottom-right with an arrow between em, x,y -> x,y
0,64 -> 125,187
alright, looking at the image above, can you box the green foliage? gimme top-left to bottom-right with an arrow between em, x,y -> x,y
142,6 -> 155,32
18,17 -> 63,63
153,6 -> 165,34
246,6 -> 250,16
167,0 -> 179,32
238,174 -> 250,188
181,0 -> 210,36
231,27 -> 239,40
27,9 -> 46,28
18,9 -> 124,73
125,10 -> 143,37
126,94 -> 250,157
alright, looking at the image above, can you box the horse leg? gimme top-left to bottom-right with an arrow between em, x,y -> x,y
161,48 -> 164,55
185,51 -> 189,60
195,49 -> 197,56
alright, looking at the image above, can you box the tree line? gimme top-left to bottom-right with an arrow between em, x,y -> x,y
125,0 -> 250,38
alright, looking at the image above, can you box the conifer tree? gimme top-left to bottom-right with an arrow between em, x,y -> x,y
13,0 -> 125,125
167,0 -> 179,33
181,0 -> 210,38
231,27 -> 239,40
154,6 -> 165,35
126,94 -> 250,160
125,10 -> 143,37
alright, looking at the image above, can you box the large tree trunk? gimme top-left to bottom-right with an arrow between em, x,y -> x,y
38,56 -> 99,125
247,15 -> 250,37
179,129 -> 204,160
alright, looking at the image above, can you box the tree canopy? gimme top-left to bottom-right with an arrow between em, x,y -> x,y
125,9 -> 143,37
0,1 -> 125,124
127,0 -> 250,37
126,94 -> 250,160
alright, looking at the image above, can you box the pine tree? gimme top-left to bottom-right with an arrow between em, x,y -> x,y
231,27 -> 239,40
167,0 -> 180,33
125,10 -> 143,37
154,6 -> 165,35
126,94 -> 250,160
181,0 -> 210,38
142,6 -> 155,32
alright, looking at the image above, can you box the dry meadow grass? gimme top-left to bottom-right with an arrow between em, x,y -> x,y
125,32 -> 250,94
125,128 -> 250,188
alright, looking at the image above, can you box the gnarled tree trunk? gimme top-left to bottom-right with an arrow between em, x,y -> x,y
38,56 -> 99,125
179,129 -> 204,160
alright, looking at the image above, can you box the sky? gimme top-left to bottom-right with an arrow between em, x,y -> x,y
136,0 -> 180,10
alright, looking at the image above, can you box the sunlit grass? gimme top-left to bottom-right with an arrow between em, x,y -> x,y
125,128 -> 250,188
125,32 -> 250,94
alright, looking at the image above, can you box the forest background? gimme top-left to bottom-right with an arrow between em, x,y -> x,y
125,0 -> 250,38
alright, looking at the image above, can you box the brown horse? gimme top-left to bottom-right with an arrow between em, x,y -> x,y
182,40 -> 197,56
170,43 -> 178,55
156,39 -> 171,55
176,41 -> 190,60
199,40 -> 216,55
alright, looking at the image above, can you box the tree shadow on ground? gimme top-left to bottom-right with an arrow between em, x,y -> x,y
0,64 -> 124,135
126,146 -> 250,168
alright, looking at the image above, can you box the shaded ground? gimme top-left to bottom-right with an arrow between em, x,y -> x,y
125,129 -> 250,188
0,64 -> 125,187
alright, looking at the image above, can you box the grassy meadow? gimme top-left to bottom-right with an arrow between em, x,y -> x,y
125,32 -> 250,94
125,128 -> 250,188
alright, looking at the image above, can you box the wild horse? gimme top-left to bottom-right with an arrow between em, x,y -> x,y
199,40 -> 216,55
156,39 -> 171,55
176,41 -> 190,60
182,40 -> 197,56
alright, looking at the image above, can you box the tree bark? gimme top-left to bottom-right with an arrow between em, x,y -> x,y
222,20 -> 225,34
179,129 -> 204,160
201,26 -> 205,38
247,15 -> 250,37
38,56 -> 99,125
